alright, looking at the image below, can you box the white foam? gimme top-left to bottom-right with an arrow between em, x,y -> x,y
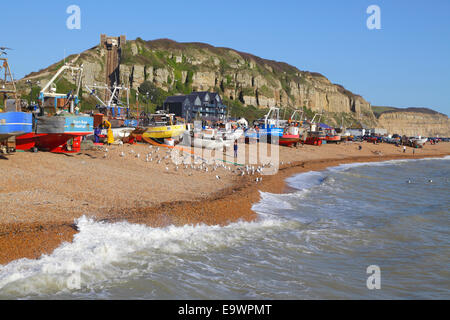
329,156 -> 450,172
285,170 -> 325,191
284,156 -> 450,191
0,215 -> 286,297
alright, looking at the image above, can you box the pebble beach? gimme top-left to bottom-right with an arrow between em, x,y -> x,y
0,141 -> 449,265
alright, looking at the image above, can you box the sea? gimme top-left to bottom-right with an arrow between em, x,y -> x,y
0,156 -> 449,300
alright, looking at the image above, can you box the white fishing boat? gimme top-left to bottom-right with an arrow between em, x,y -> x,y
409,136 -> 428,147
218,127 -> 244,141
102,127 -> 135,140
181,128 -> 233,150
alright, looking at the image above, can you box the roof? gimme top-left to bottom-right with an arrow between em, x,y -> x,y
193,91 -> 211,102
186,94 -> 201,104
165,91 -> 223,104
318,123 -> 332,129
164,95 -> 188,103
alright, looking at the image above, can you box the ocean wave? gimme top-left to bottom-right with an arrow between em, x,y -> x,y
283,156 -> 450,192
0,215 -> 287,298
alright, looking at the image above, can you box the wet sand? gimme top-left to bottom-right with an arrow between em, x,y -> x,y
0,141 -> 449,265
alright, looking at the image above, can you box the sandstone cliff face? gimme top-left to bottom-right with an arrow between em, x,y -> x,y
378,111 -> 450,137
21,38 -> 379,126
23,40 -> 450,137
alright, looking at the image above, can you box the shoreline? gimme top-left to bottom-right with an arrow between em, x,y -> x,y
1,147 -> 449,266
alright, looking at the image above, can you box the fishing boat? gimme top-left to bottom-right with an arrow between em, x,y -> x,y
216,122 -> 244,141
0,52 -> 33,151
245,107 -> 284,143
409,136 -> 428,148
85,83 -> 135,143
0,111 -> 33,143
323,128 -> 342,143
133,111 -> 186,143
280,126 -> 302,147
15,63 -> 93,153
181,128 -> 233,150
279,110 -> 307,147
303,113 -> 325,146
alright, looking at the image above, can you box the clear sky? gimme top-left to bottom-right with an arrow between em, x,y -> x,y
1,0 -> 449,115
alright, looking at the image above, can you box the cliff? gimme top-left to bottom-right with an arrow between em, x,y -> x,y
18,38 -> 449,136
19,38 -> 378,127
374,107 -> 450,137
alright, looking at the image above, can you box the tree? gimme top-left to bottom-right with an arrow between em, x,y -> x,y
138,81 -> 169,107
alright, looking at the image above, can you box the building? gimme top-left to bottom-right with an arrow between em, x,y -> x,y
163,91 -> 227,122
347,127 -> 388,137
371,128 -> 388,136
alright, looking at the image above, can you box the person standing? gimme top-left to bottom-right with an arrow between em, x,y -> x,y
94,127 -> 101,144
403,146 -> 406,153
234,140 -> 238,159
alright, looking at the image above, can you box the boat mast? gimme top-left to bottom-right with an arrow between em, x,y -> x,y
0,49 -> 19,111
40,63 -> 84,113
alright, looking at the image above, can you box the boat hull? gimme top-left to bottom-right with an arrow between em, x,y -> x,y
16,115 -> 93,153
0,112 -> 33,142
142,124 -> 186,139
279,135 -> 301,147
304,137 -> 323,146
324,135 -> 341,143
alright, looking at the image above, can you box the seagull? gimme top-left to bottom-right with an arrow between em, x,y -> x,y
216,175 -> 221,180
407,179 -> 412,184
103,153 -> 107,158
165,167 -> 169,171
136,153 -> 141,159
104,148 -> 109,152
428,179 -> 433,183
120,152 -> 125,157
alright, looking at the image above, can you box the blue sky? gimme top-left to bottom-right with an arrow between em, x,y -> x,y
2,0 -> 449,115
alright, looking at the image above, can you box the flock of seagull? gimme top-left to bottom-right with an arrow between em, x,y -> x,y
101,145 -> 274,183
100,146 -> 439,185
407,179 -> 434,184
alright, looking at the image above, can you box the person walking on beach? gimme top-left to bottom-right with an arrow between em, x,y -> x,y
234,140 -> 238,159
403,146 -> 406,153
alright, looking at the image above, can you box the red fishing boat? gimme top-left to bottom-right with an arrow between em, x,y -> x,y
15,64 -> 93,153
279,109 -> 308,147
323,128 -> 342,143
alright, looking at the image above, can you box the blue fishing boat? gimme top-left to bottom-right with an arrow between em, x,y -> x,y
245,107 -> 284,143
0,111 -> 33,141
15,64 -> 94,153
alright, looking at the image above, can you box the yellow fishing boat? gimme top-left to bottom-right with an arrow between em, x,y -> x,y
133,112 -> 186,141
143,124 -> 186,139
